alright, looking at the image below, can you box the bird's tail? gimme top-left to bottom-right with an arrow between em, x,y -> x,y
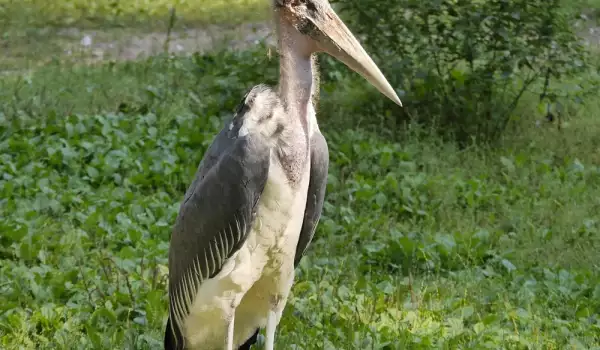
164,318 -> 259,350
238,329 -> 259,350
164,317 -> 184,350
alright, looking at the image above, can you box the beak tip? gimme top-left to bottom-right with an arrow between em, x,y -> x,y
395,96 -> 403,107
388,91 -> 402,107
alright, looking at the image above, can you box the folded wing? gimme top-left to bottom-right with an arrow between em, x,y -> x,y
165,117 -> 271,349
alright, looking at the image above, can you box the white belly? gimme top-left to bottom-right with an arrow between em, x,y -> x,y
182,153 -> 311,349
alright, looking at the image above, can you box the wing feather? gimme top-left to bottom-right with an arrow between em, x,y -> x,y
294,130 -> 329,267
164,126 -> 270,349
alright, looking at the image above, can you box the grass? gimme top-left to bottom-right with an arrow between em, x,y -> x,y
1,46 -> 599,349
1,2 -> 600,349
0,0 -> 271,71
0,0 -> 269,29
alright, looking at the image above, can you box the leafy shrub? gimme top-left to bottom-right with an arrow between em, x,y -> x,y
329,0 -> 592,143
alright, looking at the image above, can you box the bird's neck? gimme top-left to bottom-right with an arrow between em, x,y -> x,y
278,51 -> 314,108
277,22 -> 316,132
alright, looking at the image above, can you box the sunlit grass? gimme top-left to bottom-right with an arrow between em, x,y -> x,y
1,47 -> 599,348
0,1 -> 599,348
0,0 -> 269,29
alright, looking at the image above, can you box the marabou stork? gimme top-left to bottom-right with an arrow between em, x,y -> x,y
164,0 -> 402,349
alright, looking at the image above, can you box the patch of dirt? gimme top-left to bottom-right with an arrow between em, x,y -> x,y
0,21 -> 276,75
574,14 -> 600,49
36,12 -> 600,65
58,22 -> 275,63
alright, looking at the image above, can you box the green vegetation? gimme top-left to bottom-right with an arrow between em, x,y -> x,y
0,0 -> 268,28
330,0 -> 595,143
1,0 -> 600,349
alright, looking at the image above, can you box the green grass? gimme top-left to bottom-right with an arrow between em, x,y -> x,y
1,43 -> 599,349
0,0 -> 269,29
1,1 -> 600,348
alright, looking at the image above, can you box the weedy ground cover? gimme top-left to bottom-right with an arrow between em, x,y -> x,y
1,1 -> 600,349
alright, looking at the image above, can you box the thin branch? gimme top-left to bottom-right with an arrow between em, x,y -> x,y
78,264 -> 96,308
163,7 -> 177,54
99,253 -> 113,285
140,255 -> 145,282
539,67 -> 552,102
105,257 -> 137,307
151,257 -> 159,290
499,71 -> 541,132
123,272 -> 136,307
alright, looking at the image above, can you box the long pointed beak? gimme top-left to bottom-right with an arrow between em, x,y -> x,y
309,6 -> 402,106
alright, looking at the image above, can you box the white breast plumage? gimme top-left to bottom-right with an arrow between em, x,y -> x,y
181,148 -> 311,349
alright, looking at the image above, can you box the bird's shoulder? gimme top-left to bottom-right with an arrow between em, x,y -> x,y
182,85 -> 279,202
227,84 -> 285,142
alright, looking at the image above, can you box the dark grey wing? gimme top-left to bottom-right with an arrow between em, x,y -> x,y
164,128 -> 270,349
294,130 -> 329,267
180,88 -> 256,204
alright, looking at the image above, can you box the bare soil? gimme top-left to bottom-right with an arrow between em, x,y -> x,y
56,22 -> 274,62
0,22 -> 275,74
0,15 -> 597,75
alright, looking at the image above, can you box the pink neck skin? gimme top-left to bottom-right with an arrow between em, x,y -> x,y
276,16 -> 316,128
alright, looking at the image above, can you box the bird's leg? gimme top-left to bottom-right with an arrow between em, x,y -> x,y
265,293 -> 286,350
265,309 -> 278,350
226,313 -> 235,350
